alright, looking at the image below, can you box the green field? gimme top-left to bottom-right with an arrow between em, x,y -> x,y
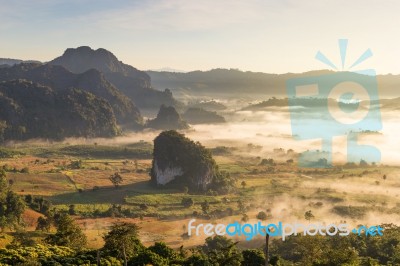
0,142 -> 399,249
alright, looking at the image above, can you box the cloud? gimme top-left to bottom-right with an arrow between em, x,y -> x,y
92,0 -> 273,32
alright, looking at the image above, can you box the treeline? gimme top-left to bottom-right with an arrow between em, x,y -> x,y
0,222 -> 399,265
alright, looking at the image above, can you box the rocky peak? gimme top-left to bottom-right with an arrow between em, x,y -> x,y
146,105 -> 189,130
150,130 -> 217,192
50,46 -> 150,81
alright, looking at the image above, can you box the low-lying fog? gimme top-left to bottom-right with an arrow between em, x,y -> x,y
9,104 -> 400,166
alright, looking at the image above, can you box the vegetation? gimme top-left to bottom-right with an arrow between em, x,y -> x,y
182,107 -> 226,124
109,172 -> 123,188
0,135 -> 395,264
0,170 -> 25,230
150,130 -> 235,193
0,223 -> 397,265
146,105 -> 189,130
0,80 -> 120,141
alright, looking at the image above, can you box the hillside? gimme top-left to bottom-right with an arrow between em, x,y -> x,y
0,80 -> 119,141
146,105 -> 189,130
182,108 -> 225,124
50,46 -> 182,109
0,63 -> 143,128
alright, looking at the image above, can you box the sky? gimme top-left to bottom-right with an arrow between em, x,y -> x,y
1,0 -> 400,74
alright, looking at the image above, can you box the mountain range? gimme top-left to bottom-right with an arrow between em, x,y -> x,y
147,69 -> 400,99
1,48 -> 400,141
50,46 -> 181,110
0,47 -> 184,141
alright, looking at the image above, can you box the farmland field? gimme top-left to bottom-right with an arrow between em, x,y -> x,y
1,140 -> 398,250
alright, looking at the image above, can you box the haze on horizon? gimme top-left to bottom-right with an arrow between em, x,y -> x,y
1,0 -> 400,74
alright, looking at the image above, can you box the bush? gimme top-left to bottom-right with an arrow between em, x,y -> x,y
256,211 -> 267,220
181,198 -> 194,208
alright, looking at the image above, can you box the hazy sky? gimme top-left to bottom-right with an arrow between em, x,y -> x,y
1,0 -> 399,74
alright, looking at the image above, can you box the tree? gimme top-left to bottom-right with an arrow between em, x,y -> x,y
305,210 -> 314,221
129,249 -> 168,266
237,200 -> 246,213
202,236 -> 242,266
0,173 -> 25,230
201,200 -> 210,214
148,242 -> 181,263
103,222 -> 144,265
242,249 -> 265,266
36,216 -> 51,232
68,204 -> 76,215
257,211 -> 267,221
109,172 -> 123,188
181,197 -> 194,208
45,213 -> 87,248
241,181 -> 247,189
7,229 -> 36,249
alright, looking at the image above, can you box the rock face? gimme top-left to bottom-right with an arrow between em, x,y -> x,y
50,46 -> 182,109
146,105 -> 189,130
51,46 -> 151,86
152,160 -> 183,185
150,130 -> 218,192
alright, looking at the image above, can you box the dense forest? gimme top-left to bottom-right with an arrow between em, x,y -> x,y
0,80 -> 120,141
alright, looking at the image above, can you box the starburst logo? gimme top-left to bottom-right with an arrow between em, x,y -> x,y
286,39 -> 382,167
315,39 -> 373,74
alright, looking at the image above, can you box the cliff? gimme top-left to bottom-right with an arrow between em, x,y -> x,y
150,130 -> 218,192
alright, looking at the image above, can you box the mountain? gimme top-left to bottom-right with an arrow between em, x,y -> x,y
150,130 -> 226,192
0,58 -> 41,66
148,67 -> 186,73
50,46 -> 182,110
243,97 -> 360,112
146,105 -> 189,130
188,100 -> 227,111
0,63 -> 143,128
147,69 -> 400,99
0,80 -> 119,141
182,108 -> 225,124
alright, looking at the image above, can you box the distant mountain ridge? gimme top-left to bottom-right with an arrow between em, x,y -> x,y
147,68 -> 400,98
0,58 -> 41,66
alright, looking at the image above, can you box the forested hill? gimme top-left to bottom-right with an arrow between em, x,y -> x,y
0,63 -> 143,128
0,46 -> 185,141
0,80 -> 120,141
